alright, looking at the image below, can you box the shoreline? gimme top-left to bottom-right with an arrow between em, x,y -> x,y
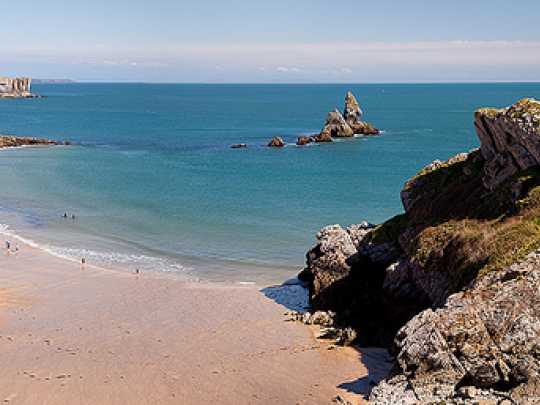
0,227 -> 389,404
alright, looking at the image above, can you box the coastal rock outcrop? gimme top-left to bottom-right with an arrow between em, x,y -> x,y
370,252 -> 540,404
299,98 -> 540,402
0,135 -> 57,148
0,77 -> 37,98
267,136 -> 285,147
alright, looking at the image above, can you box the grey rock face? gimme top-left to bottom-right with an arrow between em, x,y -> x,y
475,98 -> 540,190
301,224 -> 357,307
370,251 -> 540,404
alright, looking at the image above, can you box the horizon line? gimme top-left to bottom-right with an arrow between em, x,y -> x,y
34,80 -> 540,85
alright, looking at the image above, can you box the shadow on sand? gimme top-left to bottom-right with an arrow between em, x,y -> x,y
260,278 -> 310,312
338,347 -> 393,399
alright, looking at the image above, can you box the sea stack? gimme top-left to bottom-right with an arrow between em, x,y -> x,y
0,77 -> 38,98
316,91 -> 379,141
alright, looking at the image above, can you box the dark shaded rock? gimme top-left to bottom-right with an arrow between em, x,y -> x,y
230,143 -> 247,149
267,137 -> 285,147
296,136 -> 313,146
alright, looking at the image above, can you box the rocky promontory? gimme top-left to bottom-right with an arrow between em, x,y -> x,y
298,98 -> 540,404
0,135 -> 59,148
0,77 -> 39,98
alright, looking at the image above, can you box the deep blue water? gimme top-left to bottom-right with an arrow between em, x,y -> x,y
1,83 -> 539,283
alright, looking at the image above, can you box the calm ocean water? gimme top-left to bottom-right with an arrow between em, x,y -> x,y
1,83 -> 539,283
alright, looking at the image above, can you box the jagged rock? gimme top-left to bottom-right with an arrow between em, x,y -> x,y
370,251 -> 540,404
475,98 -> 540,190
267,136 -> 285,147
321,110 -> 354,138
343,91 -> 363,125
230,143 -> 247,149
0,135 -> 57,148
319,326 -> 357,346
346,221 -> 375,249
299,225 -> 357,308
312,128 -> 333,143
296,136 -> 313,146
343,91 -> 380,135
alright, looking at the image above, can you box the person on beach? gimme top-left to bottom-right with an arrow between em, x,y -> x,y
135,268 -> 140,275
81,257 -> 86,269
71,214 -> 76,220
5,241 -> 10,250
63,212 -> 68,219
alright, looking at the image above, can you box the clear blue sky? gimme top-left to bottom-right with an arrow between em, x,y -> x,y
2,0 -> 540,82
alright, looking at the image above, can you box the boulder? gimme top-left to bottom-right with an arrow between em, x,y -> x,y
296,136 -> 313,146
321,110 -> 354,138
299,225 -> 357,308
267,136 -> 285,147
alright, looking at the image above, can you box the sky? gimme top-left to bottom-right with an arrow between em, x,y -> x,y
2,0 -> 540,83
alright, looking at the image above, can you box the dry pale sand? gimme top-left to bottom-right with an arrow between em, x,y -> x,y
0,243 -> 390,405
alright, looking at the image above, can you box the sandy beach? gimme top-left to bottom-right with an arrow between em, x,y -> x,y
0,242 -> 389,404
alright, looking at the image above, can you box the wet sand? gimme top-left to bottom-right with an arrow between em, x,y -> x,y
0,243 -> 386,404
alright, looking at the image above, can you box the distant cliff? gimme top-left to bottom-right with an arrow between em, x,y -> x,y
0,76 -> 38,98
299,98 -> 540,404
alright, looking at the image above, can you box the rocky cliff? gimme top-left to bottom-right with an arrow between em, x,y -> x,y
299,98 -> 540,404
0,77 -> 37,98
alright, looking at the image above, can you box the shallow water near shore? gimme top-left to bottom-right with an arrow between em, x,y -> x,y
1,83 -> 540,283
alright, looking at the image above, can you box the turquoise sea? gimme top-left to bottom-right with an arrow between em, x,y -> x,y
1,83 -> 539,283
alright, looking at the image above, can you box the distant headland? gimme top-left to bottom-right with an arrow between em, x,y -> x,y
0,76 -> 39,98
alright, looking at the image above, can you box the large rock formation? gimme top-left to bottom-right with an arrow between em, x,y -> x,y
0,77 -> 37,98
317,92 -> 379,140
371,253 -> 540,404
299,98 -> 540,403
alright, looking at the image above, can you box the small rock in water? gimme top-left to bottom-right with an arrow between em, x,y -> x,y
296,136 -> 313,146
267,136 -> 285,147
